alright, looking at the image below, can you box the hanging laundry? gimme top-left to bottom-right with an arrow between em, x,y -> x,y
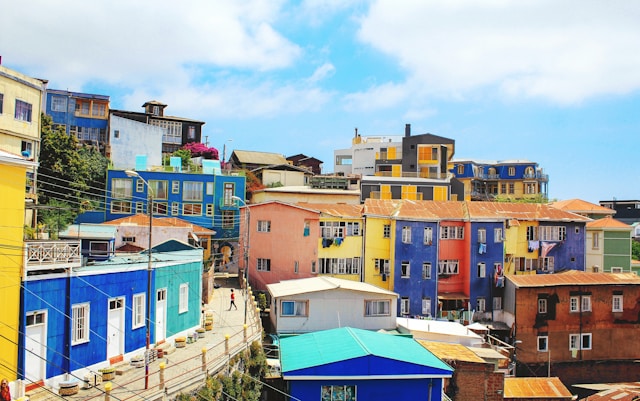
478,243 -> 487,254
541,242 -> 557,258
333,237 -> 343,246
528,240 -> 540,252
322,238 -> 332,248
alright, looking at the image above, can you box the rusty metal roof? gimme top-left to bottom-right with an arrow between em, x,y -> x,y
504,377 -> 574,399
297,202 -> 363,218
417,340 -> 486,364
363,199 -> 402,217
586,216 -> 632,229
103,214 -> 215,234
507,270 -> 640,288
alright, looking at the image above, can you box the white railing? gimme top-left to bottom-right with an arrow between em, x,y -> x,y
24,240 -> 82,272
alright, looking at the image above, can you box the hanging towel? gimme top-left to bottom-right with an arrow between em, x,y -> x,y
333,237 -> 343,246
478,243 -> 487,254
528,240 -> 540,252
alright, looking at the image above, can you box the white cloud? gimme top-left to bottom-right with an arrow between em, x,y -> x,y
308,62 -> 336,83
357,0 -> 640,104
343,81 -> 410,112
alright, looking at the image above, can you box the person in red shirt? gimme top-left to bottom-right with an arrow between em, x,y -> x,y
1,379 -> 11,401
228,289 -> 237,310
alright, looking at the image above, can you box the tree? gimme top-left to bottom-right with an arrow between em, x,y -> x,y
633,240 -> 640,261
182,142 -> 219,160
163,148 -> 194,170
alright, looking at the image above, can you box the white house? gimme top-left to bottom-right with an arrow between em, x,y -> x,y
267,276 -> 398,334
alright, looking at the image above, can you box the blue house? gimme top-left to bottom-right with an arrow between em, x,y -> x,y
20,240 -> 202,386
468,220 -> 505,316
58,223 -> 118,262
280,327 -> 453,401
105,169 -> 246,243
45,89 -> 110,153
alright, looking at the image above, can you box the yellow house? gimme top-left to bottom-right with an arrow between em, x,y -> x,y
362,199 -> 400,291
0,150 -> 37,381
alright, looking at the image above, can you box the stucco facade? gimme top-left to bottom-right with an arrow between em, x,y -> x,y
108,114 -> 163,169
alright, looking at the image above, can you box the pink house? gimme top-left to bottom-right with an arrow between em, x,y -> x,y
238,201 -> 320,291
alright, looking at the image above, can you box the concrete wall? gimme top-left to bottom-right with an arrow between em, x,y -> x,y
109,115 -> 163,169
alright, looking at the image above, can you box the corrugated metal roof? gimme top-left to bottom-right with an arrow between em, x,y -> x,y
583,388 -> 640,401
418,340 -> 486,363
549,199 -> 616,216
467,346 -> 509,361
586,216 -> 632,229
280,327 -> 453,374
102,214 -> 215,234
59,224 -> 118,239
267,276 -> 397,298
297,202 -> 363,218
504,377 -> 573,399
363,199 -> 402,217
232,150 -> 288,165
507,270 -> 640,288
396,318 -> 483,339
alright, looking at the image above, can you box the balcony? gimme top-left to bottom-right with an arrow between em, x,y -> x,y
24,240 -> 82,274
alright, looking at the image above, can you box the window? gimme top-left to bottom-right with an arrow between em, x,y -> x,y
612,294 -> 623,312
493,297 -> 502,310
526,182 -> 537,194
72,303 -> 90,345
322,385 -> 356,400
346,222 -> 361,236
582,296 -> 592,312
478,228 -> 486,243
494,228 -> 503,242
149,180 -> 168,199
113,129 -> 120,139
539,257 -> 554,272
422,298 -> 432,316
508,166 -> 515,176
320,221 -> 344,238
51,96 -> 67,112
375,259 -> 390,275
477,262 -> 486,278
402,226 -> 412,243
319,258 -> 361,275
501,183 -> 506,194
26,311 -> 45,327
92,103 -> 106,117
179,284 -> 189,313
419,227 -> 432,247
570,296 -> 579,312
171,202 -> 179,216
75,100 -> 90,115
89,241 -> 109,257
422,263 -> 431,279
570,295 -> 591,312
438,260 -> 459,275
172,180 -> 180,194
294,261 -> 299,273
537,336 -> 548,352
401,261 -> 410,278
611,266 -> 624,273
111,201 -> 132,214
206,204 -> 214,216
112,178 -> 133,198
539,226 -> 567,241
188,125 -> 196,140
509,183 -> 515,194
257,220 -> 271,232
516,257 -> 534,272
122,236 -> 135,243
570,333 -> 592,350
457,164 -> 464,174
0,93 -> 3,114
538,298 -> 548,314
476,297 -> 486,312
133,293 -> 145,329
401,297 -> 410,315
257,258 -> 271,272
152,202 -> 167,215
365,300 -> 390,316
222,210 -> 235,228
182,181 -> 203,201
281,300 -> 307,316
311,261 -> 316,273
592,233 -> 600,249
182,203 -> 202,216
383,224 -> 391,238
223,183 -> 235,205
15,99 -> 32,122
440,226 -> 464,239
526,226 -> 537,241
135,202 -> 144,214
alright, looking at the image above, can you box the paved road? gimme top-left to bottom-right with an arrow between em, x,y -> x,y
28,280 -> 263,401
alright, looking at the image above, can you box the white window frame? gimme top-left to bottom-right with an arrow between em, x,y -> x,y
581,296 -> 592,312
383,224 -> 391,238
171,180 -> 180,194
422,297 -> 432,316
401,297 -> 410,315
72,303 -> 90,345
537,336 -> 548,352
612,294 -> 623,312
422,262 -> 431,280
182,181 -> 203,201
257,220 -> 271,232
133,293 -> 145,329
257,258 -> 271,272
493,296 -> 502,310
438,260 -> 459,275
477,262 -> 486,278
570,296 -> 579,312
401,261 -> 410,278
592,232 -> 600,249
365,300 -> 390,316
179,283 -> 189,313
538,298 -> 548,314
423,227 -> 433,245
402,226 -> 412,243
476,297 -> 486,312
206,203 -> 214,217
280,300 -> 307,317
494,228 -> 503,242
570,333 -> 592,350
478,228 -> 486,243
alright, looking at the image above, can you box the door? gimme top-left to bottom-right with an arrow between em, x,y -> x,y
107,298 -> 125,359
25,311 -> 47,383
155,289 -> 167,342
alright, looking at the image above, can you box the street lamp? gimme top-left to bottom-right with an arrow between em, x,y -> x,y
125,170 -> 153,389
231,195 -> 249,325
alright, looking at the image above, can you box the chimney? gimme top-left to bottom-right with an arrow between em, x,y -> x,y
405,123 -> 411,137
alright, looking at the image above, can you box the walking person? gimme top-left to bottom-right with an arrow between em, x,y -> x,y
1,379 -> 11,401
228,289 -> 237,310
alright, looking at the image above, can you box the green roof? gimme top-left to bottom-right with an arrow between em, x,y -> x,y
280,327 -> 452,373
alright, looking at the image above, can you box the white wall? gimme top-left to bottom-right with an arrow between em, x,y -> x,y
109,115 -> 164,169
271,288 -> 397,333
262,170 -> 305,187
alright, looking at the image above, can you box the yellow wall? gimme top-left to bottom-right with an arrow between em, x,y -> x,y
504,221 -> 538,275
0,162 -> 28,380
0,66 -> 44,155
363,216 -> 394,291
317,218 -> 363,282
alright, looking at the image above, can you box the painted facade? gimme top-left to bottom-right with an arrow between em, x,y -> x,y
237,202 -> 319,292
586,217 -> 632,273
108,114 -> 164,169
451,159 -> 549,201
45,89 -> 110,153
20,243 -> 202,388
0,151 -> 37,382
105,169 -> 246,243
280,327 -> 453,401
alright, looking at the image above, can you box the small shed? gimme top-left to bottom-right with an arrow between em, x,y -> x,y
281,327 -> 453,401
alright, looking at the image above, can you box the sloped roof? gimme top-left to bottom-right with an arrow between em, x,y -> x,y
297,202 -> 363,218
280,327 -> 453,374
396,200 -> 467,220
504,377 -> 573,399
583,388 -> 640,401
466,201 -> 591,222
103,214 -> 215,235
363,199 -> 402,217
549,199 -> 616,216
586,216 -> 632,230
59,224 -> 118,239
507,270 -> 640,288
232,150 -> 288,165
251,163 -> 311,173
418,340 -> 486,364
267,276 -> 397,298
397,318 -> 483,340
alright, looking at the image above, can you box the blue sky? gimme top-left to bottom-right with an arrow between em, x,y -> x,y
2,0 -> 639,203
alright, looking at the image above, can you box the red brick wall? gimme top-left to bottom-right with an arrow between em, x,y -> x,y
445,360 -> 504,401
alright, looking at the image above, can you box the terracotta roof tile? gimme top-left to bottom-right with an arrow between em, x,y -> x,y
586,216 -> 632,229
550,198 -> 616,216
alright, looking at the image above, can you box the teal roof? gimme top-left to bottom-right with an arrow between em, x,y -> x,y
280,327 -> 452,373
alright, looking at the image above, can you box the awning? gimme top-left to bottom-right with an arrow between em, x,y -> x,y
438,293 -> 469,301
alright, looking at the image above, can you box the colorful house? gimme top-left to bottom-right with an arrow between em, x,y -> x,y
0,150 -> 38,383
585,216 -> 632,273
362,199 -> 399,292
20,240 -> 202,389
280,327 -> 453,401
